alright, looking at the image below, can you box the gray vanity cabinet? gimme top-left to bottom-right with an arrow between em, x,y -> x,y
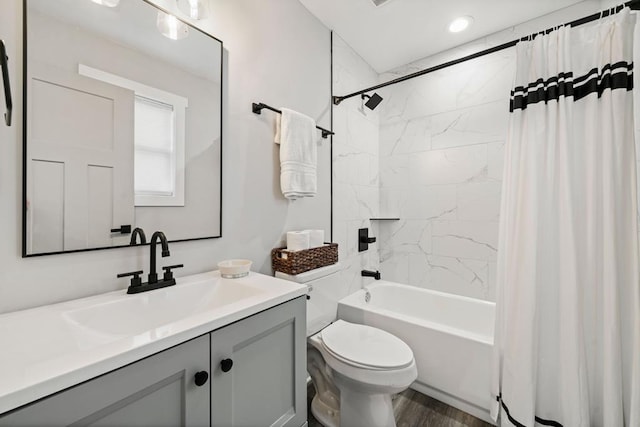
210,298 -> 307,427
0,334 -> 210,426
0,296 -> 307,427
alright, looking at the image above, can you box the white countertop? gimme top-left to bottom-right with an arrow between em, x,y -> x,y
0,271 -> 306,415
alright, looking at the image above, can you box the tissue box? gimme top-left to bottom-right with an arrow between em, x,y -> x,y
271,243 -> 338,275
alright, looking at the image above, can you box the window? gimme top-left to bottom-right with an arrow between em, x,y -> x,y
78,64 -> 187,206
134,95 -> 175,197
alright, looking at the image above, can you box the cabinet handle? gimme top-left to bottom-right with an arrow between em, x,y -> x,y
194,371 -> 209,386
220,358 -> 233,373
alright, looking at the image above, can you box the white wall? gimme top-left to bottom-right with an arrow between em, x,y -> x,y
0,0 -> 331,313
376,1 -> 629,301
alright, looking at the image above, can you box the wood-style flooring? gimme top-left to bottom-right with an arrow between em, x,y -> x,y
307,385 -> 493,427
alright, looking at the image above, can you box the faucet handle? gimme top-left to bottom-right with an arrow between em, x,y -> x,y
117,270 -> 143,290
162,264 -> 184,281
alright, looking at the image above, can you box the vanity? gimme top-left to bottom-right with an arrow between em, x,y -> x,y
0,271 -> 308,427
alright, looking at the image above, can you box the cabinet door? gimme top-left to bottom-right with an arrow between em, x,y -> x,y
210,297 -> 306,427
1,335 -> 210,427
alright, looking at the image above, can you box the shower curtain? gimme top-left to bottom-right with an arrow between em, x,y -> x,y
491,8 -> 640,427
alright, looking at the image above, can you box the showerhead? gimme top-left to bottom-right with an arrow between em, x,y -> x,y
362,92 -> 383,110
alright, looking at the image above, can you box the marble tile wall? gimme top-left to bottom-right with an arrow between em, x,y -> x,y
332,34 -> 381,295
376,45 -> 513,302
379,46 -> 515,300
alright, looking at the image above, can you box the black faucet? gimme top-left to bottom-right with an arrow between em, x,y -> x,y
361,270 -> 381,280
118,231 -> 184,294
129,227 -> 147,245
149,231 -> 170,284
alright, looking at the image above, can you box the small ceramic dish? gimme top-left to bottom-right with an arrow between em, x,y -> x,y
217,259 -> 252,278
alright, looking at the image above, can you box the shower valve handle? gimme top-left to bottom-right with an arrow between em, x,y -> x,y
358,228 -> 377,252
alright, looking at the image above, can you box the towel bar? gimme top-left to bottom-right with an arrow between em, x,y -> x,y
252,102 -> 334,139
0,40 -> 12,127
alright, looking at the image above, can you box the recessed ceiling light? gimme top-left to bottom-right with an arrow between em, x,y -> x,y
449,16 -> 473,33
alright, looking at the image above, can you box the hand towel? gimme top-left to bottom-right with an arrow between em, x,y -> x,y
274,108 -> 317,199
286,231 -> 310,252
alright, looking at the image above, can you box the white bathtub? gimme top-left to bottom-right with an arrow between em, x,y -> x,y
338,281 -> 495,424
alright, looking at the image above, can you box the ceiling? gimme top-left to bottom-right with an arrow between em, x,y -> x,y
29,0 -> 221,82
299,0 -> 588,73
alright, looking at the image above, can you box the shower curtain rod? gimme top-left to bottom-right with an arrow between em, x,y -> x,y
332,0 -> 640,106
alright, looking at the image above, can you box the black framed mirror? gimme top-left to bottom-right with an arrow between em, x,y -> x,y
23,0 -> 222,256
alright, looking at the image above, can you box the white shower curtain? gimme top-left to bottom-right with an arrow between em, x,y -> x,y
491,8 -> 640,427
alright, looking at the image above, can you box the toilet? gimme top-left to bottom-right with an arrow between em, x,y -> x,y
276,264 -> 417,427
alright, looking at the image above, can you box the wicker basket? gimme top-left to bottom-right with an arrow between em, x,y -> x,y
271,243 -> 338,275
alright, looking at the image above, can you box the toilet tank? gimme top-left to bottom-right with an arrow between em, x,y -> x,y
275,263 -> 342,336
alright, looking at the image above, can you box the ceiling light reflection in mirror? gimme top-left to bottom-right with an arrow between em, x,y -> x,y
91,0 -> 119,7
177,0 -> 208,20
157,11 -> 189,40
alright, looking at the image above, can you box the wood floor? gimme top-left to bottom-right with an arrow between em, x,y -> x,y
307,385 -> 492,427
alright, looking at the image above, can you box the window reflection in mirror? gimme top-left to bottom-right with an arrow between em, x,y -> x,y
23,0 -> 222,256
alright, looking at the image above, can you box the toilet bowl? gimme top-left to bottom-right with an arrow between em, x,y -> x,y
308,320 -> 417,427
276,265 -> 417,427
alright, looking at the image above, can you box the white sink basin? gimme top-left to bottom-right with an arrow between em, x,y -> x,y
64,277 -> 264,336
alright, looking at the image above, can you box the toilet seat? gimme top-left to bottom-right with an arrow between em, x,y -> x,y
320,320 -> 414,370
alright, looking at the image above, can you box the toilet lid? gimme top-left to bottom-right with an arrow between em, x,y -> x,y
320,320 -> 414,370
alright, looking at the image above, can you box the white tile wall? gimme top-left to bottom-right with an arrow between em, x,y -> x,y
332,34 -> 380,292
377,38 -> 511,302
457,182 -> 502,221
409,145 -> 489,186
408,254 -> 490,300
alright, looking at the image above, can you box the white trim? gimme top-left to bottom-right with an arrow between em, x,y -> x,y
78,64 -> 188,109
78,64 -> 186,207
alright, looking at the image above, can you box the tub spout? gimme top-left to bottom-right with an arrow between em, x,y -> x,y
361,270 -> 380,280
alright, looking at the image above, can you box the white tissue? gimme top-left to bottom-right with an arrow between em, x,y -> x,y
286,231 -> 310,251
305,229 -> 325,248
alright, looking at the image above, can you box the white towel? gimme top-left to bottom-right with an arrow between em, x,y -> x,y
274,108 -> 317,199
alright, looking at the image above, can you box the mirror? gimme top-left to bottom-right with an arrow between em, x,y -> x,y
23,0 -> 222,256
